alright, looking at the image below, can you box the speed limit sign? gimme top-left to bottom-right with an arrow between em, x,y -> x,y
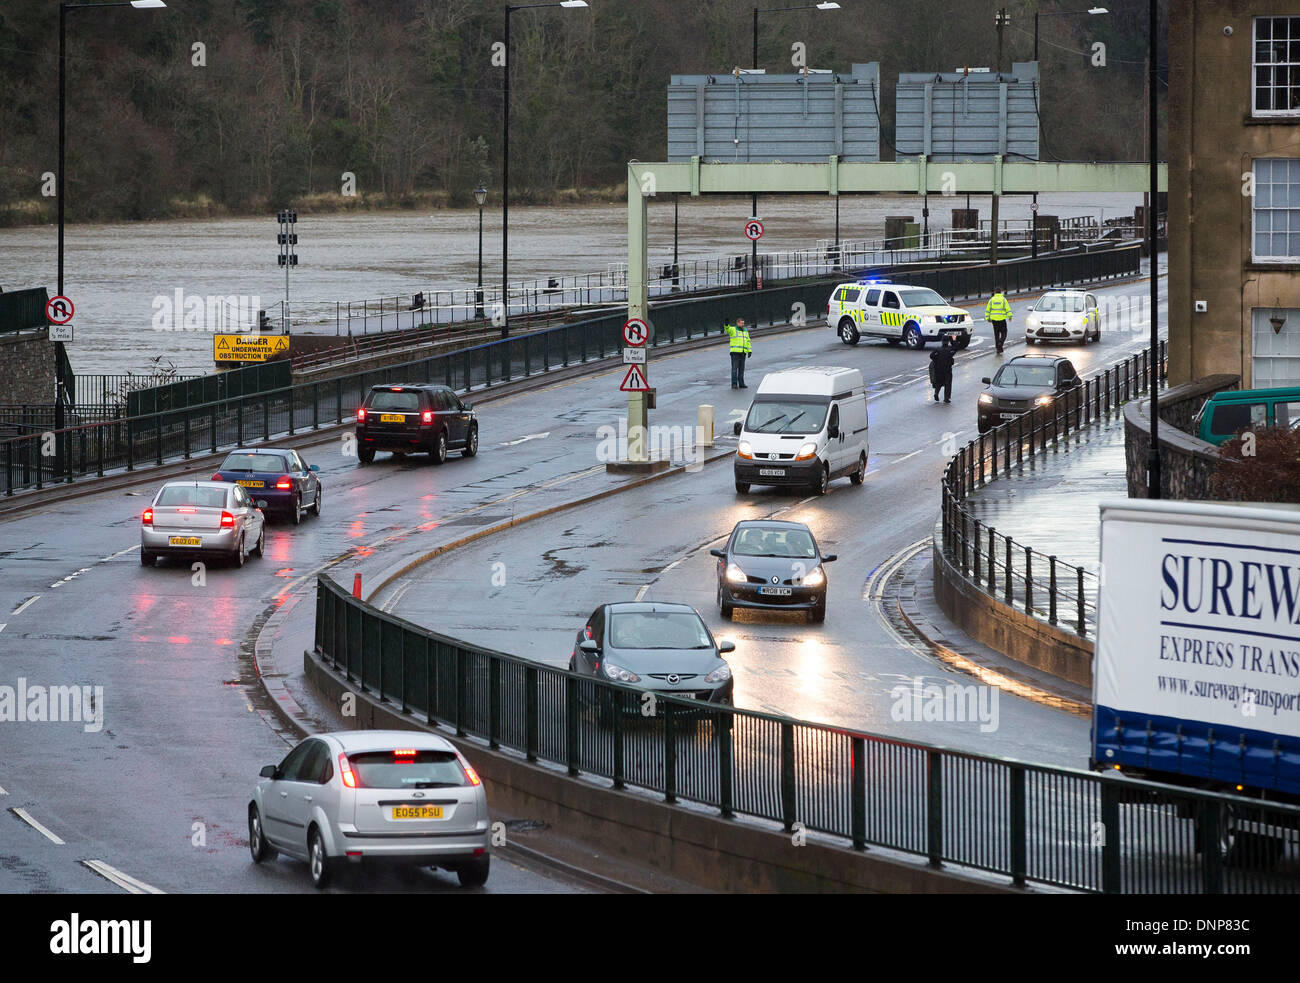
745,219 -> 764,241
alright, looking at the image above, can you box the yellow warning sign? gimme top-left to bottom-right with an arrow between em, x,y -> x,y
213,334 -> 290,363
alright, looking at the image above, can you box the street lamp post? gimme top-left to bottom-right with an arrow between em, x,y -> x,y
501,1 -> 588,340
56,0 -> 166,469
474,185 -> 487,319
750,3 -> 840,289
1146,0 -> 1160,499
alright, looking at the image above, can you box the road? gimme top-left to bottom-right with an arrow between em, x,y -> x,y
0,267 -> 1162,892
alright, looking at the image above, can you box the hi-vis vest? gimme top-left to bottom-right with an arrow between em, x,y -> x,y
726,324 -> 752,354
985,294 -> 1012,322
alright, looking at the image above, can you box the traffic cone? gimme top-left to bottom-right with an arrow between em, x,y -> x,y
352,573 -> 362,598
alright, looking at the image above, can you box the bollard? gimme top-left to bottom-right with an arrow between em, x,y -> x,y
698,404 -> 715,448
353,573 -> 363,599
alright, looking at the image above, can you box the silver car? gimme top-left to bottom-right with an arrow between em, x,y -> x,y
248,731 -> 492,889
141,480 -> 265,567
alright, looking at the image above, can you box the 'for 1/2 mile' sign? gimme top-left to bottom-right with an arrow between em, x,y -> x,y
622,318 -> 649,347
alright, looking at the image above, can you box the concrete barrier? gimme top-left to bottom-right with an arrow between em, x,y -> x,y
304,648 -> 1021,894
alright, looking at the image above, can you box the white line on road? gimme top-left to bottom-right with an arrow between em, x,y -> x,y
500,432 -> 551,446
102,545 -> 140,561
10,807 -> 66,845
0,784 -> 8,796
48,568 -> 91,589
11,595 -> 40,617
82,860 -> 166,895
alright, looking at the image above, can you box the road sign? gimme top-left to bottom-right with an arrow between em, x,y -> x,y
46,296 -> 74,324
622,347 -> 646,365
619,364 -> 650,392
622,318 -> 649,347
214,333 -> 290,363
48,324 -> 74,342
745,219 -> 764,241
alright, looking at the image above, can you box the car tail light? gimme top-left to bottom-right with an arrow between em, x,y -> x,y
421,410 -> 434,425
177,506 -> 197,513
393,748 -> 417,757
339,753 -> 358,788
275,475 -> 292,490
461,759 -> 482,786
357,407 -> 366,421
142,508 -> 153,526
220,511 -> 235,528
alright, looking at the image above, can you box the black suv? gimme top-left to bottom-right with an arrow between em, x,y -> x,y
977,355 -> 1081,433
355,384 -> 478,465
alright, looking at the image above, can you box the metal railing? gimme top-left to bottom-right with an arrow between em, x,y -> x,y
940,341 -> 1168,638
313,574 -> 1300,893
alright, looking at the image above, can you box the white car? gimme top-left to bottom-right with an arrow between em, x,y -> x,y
827,279 -> 972,350
248,730 -> 492,889
1025,290 -> 1101,344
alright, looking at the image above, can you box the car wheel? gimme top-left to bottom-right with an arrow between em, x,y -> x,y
457,855 -> 490,888
140,549 -> 154,567
734,480 -> 750,494
309,828 -> 334,889
811,463 -> 829,496
357,446 -> 374,465
903,323 -> 924,349
248,805 -> 275,863
719,583 -> 734,621
837,318 -> 860,346
290,494 -> 301,526
848,452 -> 867,486
462,425 -> 479,457
252,526 -> 265,558
431,431 -> 448,465
310,487 -> 321,517
233,535 -> 246,568
807,598 -> 827,624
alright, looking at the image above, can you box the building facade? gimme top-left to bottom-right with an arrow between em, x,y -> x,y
1170,3 -> 1300,388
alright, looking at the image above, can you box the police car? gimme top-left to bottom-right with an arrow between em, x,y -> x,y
827,279 -> 972,350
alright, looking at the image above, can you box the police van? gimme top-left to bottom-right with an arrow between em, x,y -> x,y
827,279 -> 972,350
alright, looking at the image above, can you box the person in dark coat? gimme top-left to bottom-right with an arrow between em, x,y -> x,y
929,336 -> 955,403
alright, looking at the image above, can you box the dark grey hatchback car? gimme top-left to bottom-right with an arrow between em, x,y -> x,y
712,519 -> 837,624
977,354 -> 1081,433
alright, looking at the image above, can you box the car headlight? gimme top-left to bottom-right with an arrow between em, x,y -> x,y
1036,395 -> 1054,406
704,664 -> 732,684
725,562 -> 747,584
737,440 -> 753,460
801,566 -> 825,587
602,662 -> 640,683
979,393 -> 994,405
794,441 -> 819,461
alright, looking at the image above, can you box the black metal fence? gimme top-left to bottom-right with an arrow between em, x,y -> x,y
314,574 -> 1300,893
940,342 -> 1168,638
1,244 -> 1143,496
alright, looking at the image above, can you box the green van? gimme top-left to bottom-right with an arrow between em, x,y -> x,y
1196,387 -> 1300,445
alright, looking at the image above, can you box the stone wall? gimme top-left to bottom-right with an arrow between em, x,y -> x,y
1124,375 -> 1238,499
0,330 -> 55,405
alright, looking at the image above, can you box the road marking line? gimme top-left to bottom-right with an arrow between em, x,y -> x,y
10,595 -> 40,617
82,859 -> 166,895
102,545 -> 140,561
500,432 -> 551,446
0,624 -> 6,635
11,807 -> 65,845
49,567 -> 92,589
0,784 -> 8,795
634,584 -> 650,601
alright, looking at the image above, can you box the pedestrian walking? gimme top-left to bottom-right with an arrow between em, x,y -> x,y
929,336 -> 955,403
985,288 -> 1012,354
725,317 -> 752,389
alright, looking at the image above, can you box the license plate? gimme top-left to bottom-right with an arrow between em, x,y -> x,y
758,468 -> 786,477
236,480 -> 264,488
1000,413 -> 1020,420
379,413 -> 406,423
391,806 -> 443,820
760,586 -> 793,596
168,536 -> 201,546
666,691 -> 697,700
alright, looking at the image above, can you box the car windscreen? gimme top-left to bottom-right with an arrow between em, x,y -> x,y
745,397 -> 829,435
156,485 -> 228,508
367,390 -> 421,412
608,612 -> 712,650
1035,294 -> 1086,313
897,288 -> 947,308
993,364 -> 1057,387
347,750 -> 467,788
733,527 -> 817,558
221,453 -> 286,472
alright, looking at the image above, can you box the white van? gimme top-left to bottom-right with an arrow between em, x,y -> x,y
732,367 -> 869,495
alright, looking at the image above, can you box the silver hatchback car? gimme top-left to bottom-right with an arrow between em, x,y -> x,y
141,480 -> 265,567
248,731 -> 492,889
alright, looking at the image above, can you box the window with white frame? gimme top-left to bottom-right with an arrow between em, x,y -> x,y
1252,158 -> 1300,261
1254,17 -> 1300,116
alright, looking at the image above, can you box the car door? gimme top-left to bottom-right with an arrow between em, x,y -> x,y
1086,294 -> 1099,332
290,451 -> 315,500
826,403 -> 847,473
880,290 -> 902,332
860,288 -> 880,333
263,740 -> 315,847
280,739 -> 328,852
443,391 -> 467,445
231,486 -> 261,543
448,391 -> 472,445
